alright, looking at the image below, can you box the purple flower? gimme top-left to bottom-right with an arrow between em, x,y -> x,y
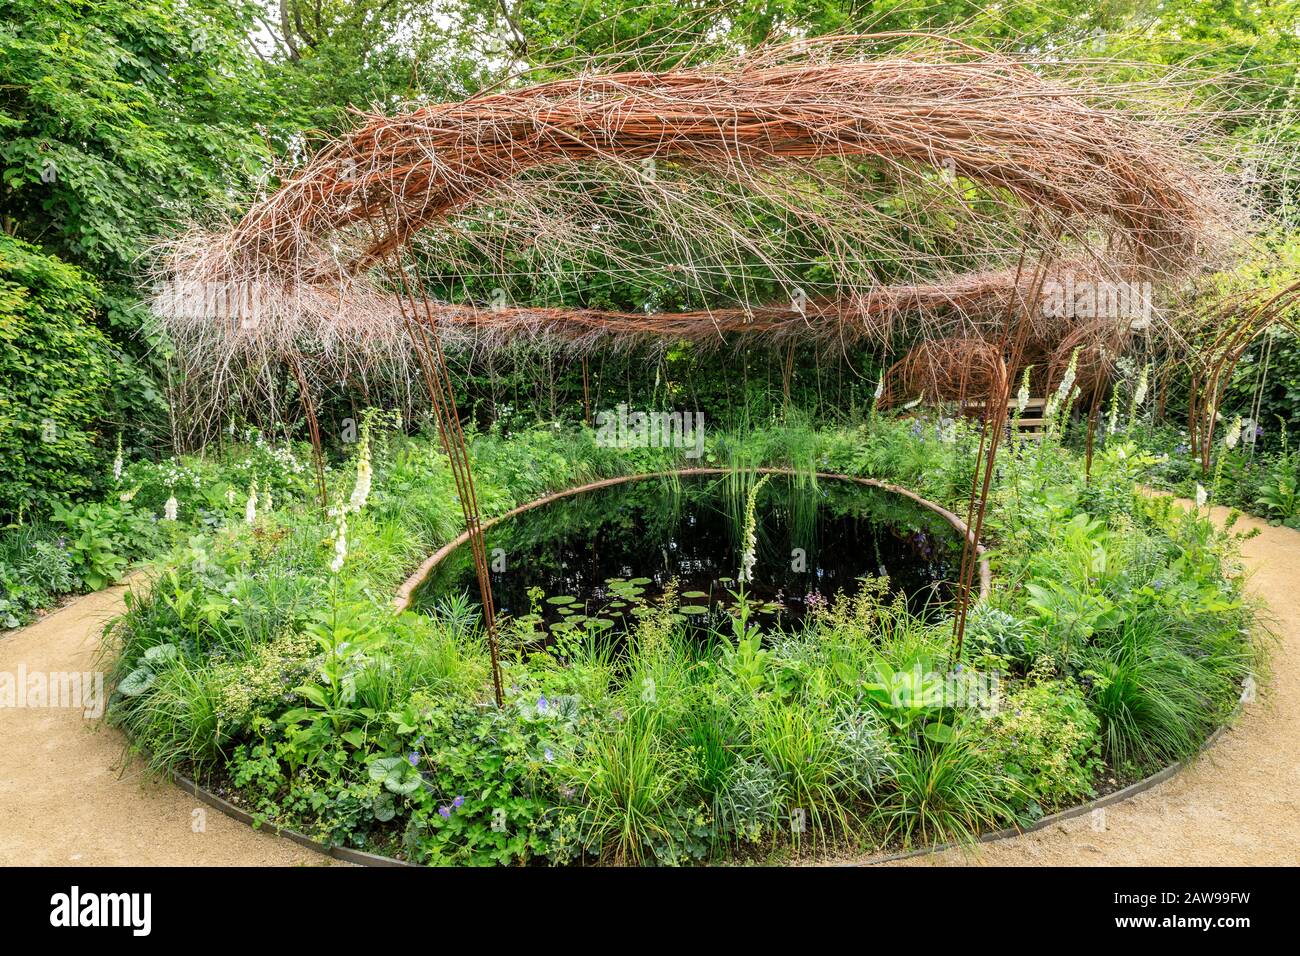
544,747 -> 554,762
438,806 -> 451,820
407,752 -> 419,767
452,795 -> 464,809
537,694 -> 549,714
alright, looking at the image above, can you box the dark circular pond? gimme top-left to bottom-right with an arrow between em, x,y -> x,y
412,473 -> 962,641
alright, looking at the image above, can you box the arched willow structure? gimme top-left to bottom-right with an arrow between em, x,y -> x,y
1184,280 -> 1300,470
150,34 -> 1250,701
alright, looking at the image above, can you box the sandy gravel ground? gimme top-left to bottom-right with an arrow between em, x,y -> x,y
0,503 -> 1295,867
0,579 -> 327,866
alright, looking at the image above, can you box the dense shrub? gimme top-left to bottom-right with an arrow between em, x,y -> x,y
0,235 -> 115,520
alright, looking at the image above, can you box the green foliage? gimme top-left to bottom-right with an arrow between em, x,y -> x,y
96,417 -> 1260,864
1254,451 -> 1300,524
0,0 -> 270,274
871,732 -> 1016,848
51,498 -> 155,590
986,675 -> 1102,818
0,236 -> 115,520
1082,612 -> 1250,774
565,705 -> 694,865
0,525 -> 77,627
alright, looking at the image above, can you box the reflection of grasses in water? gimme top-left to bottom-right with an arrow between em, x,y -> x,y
413,473 -> 962,626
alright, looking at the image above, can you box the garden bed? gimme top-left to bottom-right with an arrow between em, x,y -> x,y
98,419 -> 1260,866
172,713 -> 1239,867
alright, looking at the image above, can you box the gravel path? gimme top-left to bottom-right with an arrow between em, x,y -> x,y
1,504 -> 1294,866
0,579 -> 327,866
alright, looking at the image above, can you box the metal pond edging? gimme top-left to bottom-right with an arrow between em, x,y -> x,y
392,468 -> 992,613
172,773 -> 417,867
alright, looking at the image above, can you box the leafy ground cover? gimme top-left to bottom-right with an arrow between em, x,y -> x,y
80,404 -> 1259,865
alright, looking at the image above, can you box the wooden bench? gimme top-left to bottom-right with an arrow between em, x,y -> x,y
960,397 -> 1046,438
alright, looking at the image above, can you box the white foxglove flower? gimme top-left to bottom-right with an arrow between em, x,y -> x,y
1195,483 -> 1208,509
349,457 -> 372,513
873,379 -> 884,401
1055,349 -> 1079,403
1015,366 -> 1033,415
349,418 -> 375,512
738,474 -> 772,584
245,481 -> 258,524
1132,365 -> 1150,409
112,434 -> 124,483
164,495 -> 178,521
739,545 -> 757,584
330,511 -> 348,573
1224,416 -> 1242,450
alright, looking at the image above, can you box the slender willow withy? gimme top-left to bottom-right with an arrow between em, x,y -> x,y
383,259 -> 506,706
